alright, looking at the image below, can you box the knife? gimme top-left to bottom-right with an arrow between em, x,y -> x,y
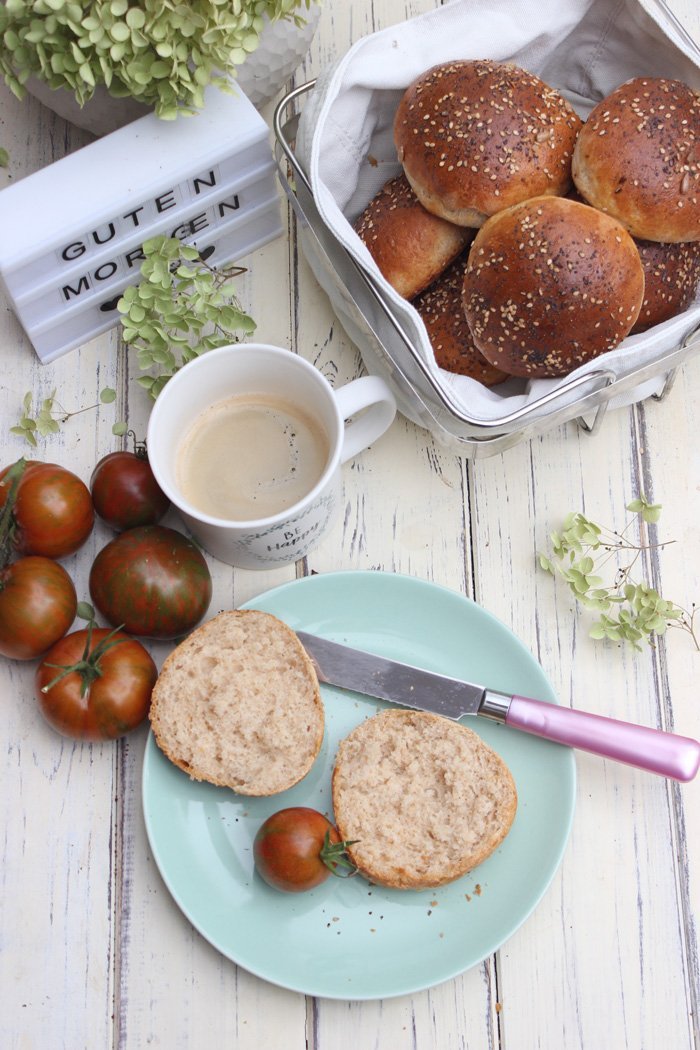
296,631 -> 700,782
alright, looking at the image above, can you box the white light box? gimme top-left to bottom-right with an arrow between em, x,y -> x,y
0,84 -> 283,363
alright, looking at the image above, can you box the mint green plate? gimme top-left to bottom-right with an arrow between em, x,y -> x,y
142,571 -> 575,1000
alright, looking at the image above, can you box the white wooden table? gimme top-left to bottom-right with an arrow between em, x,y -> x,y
1,2 -> 699,1047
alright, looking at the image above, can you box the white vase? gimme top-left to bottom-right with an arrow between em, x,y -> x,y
24,6 -> 321,137
24,77 -> 149,136
234,4 -> 321,108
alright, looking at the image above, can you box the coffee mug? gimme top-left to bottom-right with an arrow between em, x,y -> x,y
146,343 -> 397,568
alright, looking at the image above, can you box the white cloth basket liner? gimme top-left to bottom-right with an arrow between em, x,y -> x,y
296,0 -> 700,425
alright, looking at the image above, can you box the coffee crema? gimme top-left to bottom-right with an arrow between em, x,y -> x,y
176,394 -> 331,521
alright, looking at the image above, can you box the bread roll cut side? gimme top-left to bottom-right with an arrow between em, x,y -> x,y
149,610 -> 324,796
332,709 -> 517,890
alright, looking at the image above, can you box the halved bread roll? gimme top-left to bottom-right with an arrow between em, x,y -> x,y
332,709 -> 517,889
149,610 -> 324,796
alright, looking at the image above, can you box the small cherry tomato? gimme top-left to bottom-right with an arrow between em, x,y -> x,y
253,807 -> 357,893
0,556 -> 77,660
90,450 -> 170,530
35,626 -> 157,740
0,459 -> 94,558
89,524 -> 212,639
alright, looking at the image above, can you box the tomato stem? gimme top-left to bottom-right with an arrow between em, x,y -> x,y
320,831 -> 360,878
41,622 -> 129,698
0,458 -> 27,570
127,430 -> 148,459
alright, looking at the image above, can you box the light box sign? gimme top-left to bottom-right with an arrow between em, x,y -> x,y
0,84 -> 283,363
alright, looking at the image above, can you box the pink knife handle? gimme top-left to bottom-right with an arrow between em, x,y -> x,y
506,696 -> 700,782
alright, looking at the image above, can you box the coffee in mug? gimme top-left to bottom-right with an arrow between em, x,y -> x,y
176,394 -> 330,521
146,343 -> 397,568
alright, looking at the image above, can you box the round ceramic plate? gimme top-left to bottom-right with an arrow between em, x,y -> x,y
142,571 -> 576,1000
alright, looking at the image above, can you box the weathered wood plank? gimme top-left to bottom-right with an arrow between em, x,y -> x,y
0,1 -> 698,1047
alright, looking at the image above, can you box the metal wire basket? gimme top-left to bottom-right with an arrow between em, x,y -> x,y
273,76 -> 700,458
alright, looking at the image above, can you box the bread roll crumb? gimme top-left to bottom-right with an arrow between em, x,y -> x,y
332,709 -> 517,889
149,610 -> 324,796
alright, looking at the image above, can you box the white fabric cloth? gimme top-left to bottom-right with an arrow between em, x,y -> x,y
296,0 -> 700,426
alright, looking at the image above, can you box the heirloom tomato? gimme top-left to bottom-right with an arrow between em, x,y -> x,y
253,807 -> 358,893
0,556 -> 77,660
0,458 -> 94,559
36,626 -> 157,740
89,524 -> 212,639
90,450 -> 170,530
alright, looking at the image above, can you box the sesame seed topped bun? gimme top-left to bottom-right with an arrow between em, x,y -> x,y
393,59 -> 582,228
572,77 -> 700,243
354,173 -> 473,299
462,196 -> 645,379
631,238 -> 700,333
413,253 -> 508,384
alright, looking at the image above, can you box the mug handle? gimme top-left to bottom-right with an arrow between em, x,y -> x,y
333,375 -> 397,463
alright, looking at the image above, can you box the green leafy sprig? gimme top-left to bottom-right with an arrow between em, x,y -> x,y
11,387 -> 126,446
118,235 -> 256,399
0,0 -> 318,120
0,147 -> 9,167
539,495 -> 698,652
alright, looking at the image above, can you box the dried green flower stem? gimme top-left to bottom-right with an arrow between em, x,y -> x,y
118,235 -> 256,399
11,388 -> 125,446
539,495 -> 699,652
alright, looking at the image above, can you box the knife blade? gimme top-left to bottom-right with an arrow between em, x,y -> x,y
296,630 -> 700,783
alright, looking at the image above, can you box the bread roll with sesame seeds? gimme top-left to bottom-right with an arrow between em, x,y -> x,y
631,238 -> 700,333
413,253 -> 509,384
393,59 -> 582,228
354,173 -> 473,298
572,77 -> 700,243
462,196 -> 645,379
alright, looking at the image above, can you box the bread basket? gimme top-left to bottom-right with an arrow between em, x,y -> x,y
273,0 -> 700,458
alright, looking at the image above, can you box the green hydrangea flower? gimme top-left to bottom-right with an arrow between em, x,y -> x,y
0,0 -> 317,118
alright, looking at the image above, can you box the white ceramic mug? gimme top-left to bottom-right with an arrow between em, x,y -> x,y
146,343 -> 397,568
